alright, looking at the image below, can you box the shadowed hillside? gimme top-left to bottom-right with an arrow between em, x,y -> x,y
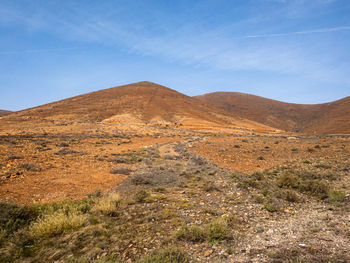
11,82 -> 271,130
0,110 -> 12,117
195,92 -> 350,134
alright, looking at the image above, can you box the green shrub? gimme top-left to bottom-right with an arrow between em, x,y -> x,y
237,179 -> 257,189
238,172 -> 265,189
252,193 -> 265,203
0,202 -> 39,234
135,190 -> 150,203
277,173 -> 299,188
264,199 -> 280,212
323,173 -> 338,181
328,190 -> 346,203
261,188 -> 273,197
138,247 -> 189,263
77,202 -> 92,214
298,180 -> 329,198
174,225 -> 206,242
276,189 -> 300,202
207,220 -> 228,241
41,199 -> 93,216
202,181 -> 220,192
153,187 -> 167,193
130,173 -> 153,185
252,172 -> 264,180
228,171 -> 242,180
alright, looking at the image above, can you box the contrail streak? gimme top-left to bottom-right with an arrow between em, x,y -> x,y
239,26 -> 350,39
0,47 -> 87,55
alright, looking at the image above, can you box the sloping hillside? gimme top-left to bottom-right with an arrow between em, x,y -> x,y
12,82 -> 271,130
0,110 -> 12,117
195,92 -> 350,134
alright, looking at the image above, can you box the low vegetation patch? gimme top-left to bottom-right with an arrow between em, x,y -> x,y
207,219 -> 229,241
269,246 -> 349,263
91,192 -> 121,216
263,199 -> 281,212
174,225 -> 207,242
54,148 -> 78,155
174,219 -> 229,243
28,211 -> 87,239
110,167 -> 133,175
202,181 -> 220,192
138,247 -> 189,263
234,166 -> 347,211
134,189 -> 150,203
0,202 -> 39,235
17,162 -> 39,171
328,190 -> 346,203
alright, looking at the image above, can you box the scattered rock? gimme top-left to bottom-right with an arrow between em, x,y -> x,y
110,167 -> 133,175
55,148 -> 78,155
56,142 -> 69,147
7,155 -> 24,160
17,163 -> 39,171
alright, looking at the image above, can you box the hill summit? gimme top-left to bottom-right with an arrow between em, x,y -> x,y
13,81 -> 271,130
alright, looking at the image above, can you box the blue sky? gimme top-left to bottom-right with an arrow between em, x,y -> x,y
1,0 -> 350,111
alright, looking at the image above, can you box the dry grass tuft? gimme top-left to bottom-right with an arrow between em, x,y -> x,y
91,192 -> 121,216
29,212 -> 87,239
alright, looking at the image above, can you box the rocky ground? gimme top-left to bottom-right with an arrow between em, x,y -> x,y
0,118 -> 349,262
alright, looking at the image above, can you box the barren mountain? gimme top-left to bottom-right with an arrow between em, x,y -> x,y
195,92 -> 350,134
0,110 -> 11,117
11,81 -> 271,130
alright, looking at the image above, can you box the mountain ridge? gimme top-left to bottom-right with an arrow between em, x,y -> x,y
10,81 -> 272,131
195,92 -> 350,134
6,81 -> 350,134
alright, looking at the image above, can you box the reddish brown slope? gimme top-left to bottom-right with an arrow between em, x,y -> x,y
195,92 -> 350,134
312,96 -> 350,134
0,110 -> 12,117
11,82 -> 271,130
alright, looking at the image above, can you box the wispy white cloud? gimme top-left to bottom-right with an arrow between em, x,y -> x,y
238,26 -> 350,39
0,47 -> 86,55
0,1 -> 349,85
